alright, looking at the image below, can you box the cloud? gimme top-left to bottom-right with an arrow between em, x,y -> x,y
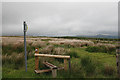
2,2 -> 118,36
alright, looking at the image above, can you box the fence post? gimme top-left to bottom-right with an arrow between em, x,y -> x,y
64,58 -> 67,71
116,44 -> 120,77
69,58 -> 71,73
35,48 -> 39,70
52,69 -> 57,78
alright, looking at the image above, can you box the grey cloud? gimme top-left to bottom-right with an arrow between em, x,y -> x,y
2,2 -> 118,36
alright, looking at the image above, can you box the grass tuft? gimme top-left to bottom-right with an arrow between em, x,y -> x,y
67,51 -> 79,58
102,65 -> 116,76
81,56 -> 96,75
86,45 -> 116,54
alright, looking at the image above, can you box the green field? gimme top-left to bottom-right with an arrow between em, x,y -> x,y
2,37 -> 118,78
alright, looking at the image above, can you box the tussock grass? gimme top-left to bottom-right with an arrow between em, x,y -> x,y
40,45 -> 54,54
31,41 -> 46,48
67,51 -> 79,58
2,42 -> 24,55
2,53 -> 24,69
81,56 -> 96,75
41,39 -> 51,41
102,64 -> 116,76
2,37 -> 118,78
50,39 -> 94,48
86,45 -> 116,54
12,42 -> 24,53
53,47 -> 69,55
40,45 -> 69,55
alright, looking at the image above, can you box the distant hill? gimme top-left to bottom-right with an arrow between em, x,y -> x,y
76,34 -> 118,39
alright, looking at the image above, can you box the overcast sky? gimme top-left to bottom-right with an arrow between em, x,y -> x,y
2,2 -> 118,36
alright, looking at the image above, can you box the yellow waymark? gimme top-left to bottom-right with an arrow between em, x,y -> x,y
25,24 -> 28,31
27,25 -> 28,31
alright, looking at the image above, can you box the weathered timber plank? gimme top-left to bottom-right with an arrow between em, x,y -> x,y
35,54 -> 70,59
43,62 -> 57,69
34,69 -> 51,74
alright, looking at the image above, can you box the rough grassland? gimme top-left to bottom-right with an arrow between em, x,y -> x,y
2,37 -> 117,78
2,48 -> 117,78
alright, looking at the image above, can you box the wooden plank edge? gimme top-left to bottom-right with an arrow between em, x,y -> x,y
34,54 -> 70,59
43,62 -> 57,69
34,69 -> 51,74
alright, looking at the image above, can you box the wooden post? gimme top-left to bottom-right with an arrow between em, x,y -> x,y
116,54 -> 120,76
35,48 -> 39,70
69,58 -> 71,73
116,44 -> 120,77
64,58 -> 67,71
52,69 -> 57,78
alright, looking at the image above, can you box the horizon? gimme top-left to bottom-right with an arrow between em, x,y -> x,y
1,34 -> 118,39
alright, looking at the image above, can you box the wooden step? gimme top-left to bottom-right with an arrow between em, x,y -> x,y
34,69 -> 51,74
43,61 -> 57,69
34,67 -> 64,74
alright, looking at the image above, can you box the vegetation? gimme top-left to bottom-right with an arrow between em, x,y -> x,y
102,65 -> 115,76
41,39 -> 52,41
81,56 -> 97,75
2,37 -> 118,78
86,45 -> 116,54
67,51 -> 79,58
54,36 -> 118,41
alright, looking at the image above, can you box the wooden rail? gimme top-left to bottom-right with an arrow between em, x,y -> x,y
35,54 -> 70,59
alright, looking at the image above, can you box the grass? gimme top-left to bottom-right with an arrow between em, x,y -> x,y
73,48 -> 116,66
102,65 -> 116,76
41,39 -> 51,41
54,36 -> 118,41
67,51 -> 79,58
81,56 -> 97,76
70,48 -> 117,77
86,45 -> 116,54
2,53 -> 24,69
2,58 -> 57,78
2,37 -> 118,78
2,47 -> 117,78
2,43 -> 24,55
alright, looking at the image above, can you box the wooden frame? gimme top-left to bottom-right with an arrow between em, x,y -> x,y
34,48 -> 71,78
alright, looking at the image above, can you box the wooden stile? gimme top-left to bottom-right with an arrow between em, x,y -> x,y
34,48 -> 71,78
